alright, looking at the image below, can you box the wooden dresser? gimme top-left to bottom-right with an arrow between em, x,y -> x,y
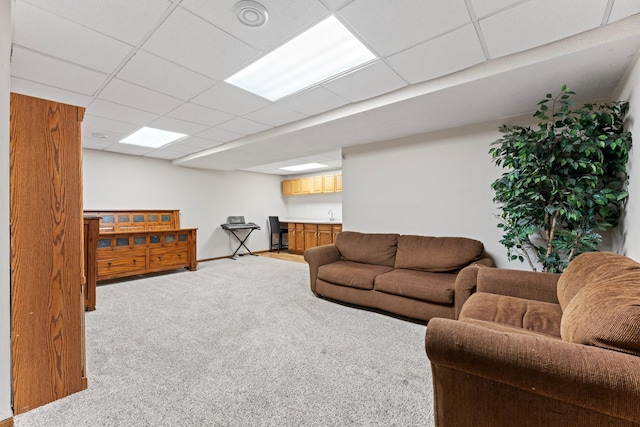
84,210 -> 197,282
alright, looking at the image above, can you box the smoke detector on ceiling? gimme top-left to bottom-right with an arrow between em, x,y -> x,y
234,1 -> 269,27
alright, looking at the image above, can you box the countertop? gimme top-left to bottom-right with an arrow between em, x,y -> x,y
281,219 -> 342,225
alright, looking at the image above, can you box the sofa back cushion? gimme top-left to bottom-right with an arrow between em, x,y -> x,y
557,252 -> 633,310
335,232 -> 399,267
394,235 -> 484,272
560,252 -> 640,356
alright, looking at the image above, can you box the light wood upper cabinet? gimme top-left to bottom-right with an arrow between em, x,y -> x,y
282,180 -> 293,196
300,177 -> 312,194
292,178 -> 302,195
323,175 -> 335,192
312,176 -> 323,193
282,174 -> 342,196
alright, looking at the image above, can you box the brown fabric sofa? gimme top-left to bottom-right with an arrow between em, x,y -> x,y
303,231 -> 493,322
425,251 -> 640,427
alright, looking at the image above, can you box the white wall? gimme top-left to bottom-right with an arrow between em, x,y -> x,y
0,0 -> 12,421
613,50 -> 640,261
83,149 -> 287,259
343,117 -> 539,270
285,192 -> 342,221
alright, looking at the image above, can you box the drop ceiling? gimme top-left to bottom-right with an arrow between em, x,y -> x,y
10,0 -> 640,175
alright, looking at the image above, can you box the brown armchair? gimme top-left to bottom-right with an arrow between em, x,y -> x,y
425,252 -> 640,427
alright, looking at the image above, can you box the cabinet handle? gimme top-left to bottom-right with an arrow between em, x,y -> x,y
107,262 -> 111,267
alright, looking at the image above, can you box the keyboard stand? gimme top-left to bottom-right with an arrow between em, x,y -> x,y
225,227 -> 259,260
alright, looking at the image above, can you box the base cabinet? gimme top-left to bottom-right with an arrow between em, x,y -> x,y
287,222 -> 342,254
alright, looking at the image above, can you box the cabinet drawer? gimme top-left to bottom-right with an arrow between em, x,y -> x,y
149,247 -> 189,270
97,256 -> 146,278
317,224 -> 332,232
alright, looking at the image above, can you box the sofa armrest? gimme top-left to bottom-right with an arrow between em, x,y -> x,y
476,267 -> 560,304
474,255 -> 495,267
454,265 -> 492,319
426,318 -> 640,425
303,245 -> 341,294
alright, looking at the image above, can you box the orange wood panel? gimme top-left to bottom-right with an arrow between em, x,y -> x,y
10,93 -> 86,414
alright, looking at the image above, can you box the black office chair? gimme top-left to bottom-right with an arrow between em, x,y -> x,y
268,216 -> 288,252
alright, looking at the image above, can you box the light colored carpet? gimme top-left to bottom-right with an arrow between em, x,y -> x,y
14,256 -> 434,427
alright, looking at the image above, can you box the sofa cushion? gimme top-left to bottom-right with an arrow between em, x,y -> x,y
459,293 -> 563,338
557,251 -> 631,311
561,257 -> 640,356
394,235 -> 484,272
373,269 -> 456,305
335,232 -> 399,267
317,260 -> 393,290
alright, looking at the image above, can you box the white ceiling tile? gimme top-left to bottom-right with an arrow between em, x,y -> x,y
181,0 -> 330,51
192,83 -> 271,116
217,117 -> 272,135
176,136 -> 225,150
143,150 -> 184,160
278,86 -> 349,116
153,143 -> 202,155
609,0 -> 640,23
82,140 -> 113,150
87,99 -> 159,125
118,51 -> 215,100
196,127 -> 244,143
82,127 -> 127,143
387,24 -> 486,84
480,0 -> 608,58
468,0 -> 523,18
13,2 -> 132,73
105,143 -> 155,155
320,0 -> 354,10
10,77 -> 94,107
338,0 -> 471,56
322,61 -> 407,102
167,103 -> 235,127
98,79 -> 183,115
82,114 -> 139,134
20,0 -> 173,45
147,116 -> 209,135
11,46 -> 107,96
245,105 -> 307,127
142,7 -> 260,79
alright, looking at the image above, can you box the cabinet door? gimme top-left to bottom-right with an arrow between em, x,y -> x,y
304,224 -> 318,249
335,174 -> 343,192
296,223 -> 305,251
332,224 -> 343,242
318,224 -> 333,246
282,180 -> 292,196
288,224 -> 297,252
300,177 -> 312,194
312,176 -> 323,193
292,178 -> 302,195
10,93 -> 87,414
323,175 -> 335,193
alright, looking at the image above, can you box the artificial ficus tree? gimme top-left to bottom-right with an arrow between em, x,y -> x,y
489,86 -> 632,273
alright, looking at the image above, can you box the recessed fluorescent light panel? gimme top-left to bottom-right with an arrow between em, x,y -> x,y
119,127 -> 187,148
280,163 -> 328,172
225,15 -> 376,101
